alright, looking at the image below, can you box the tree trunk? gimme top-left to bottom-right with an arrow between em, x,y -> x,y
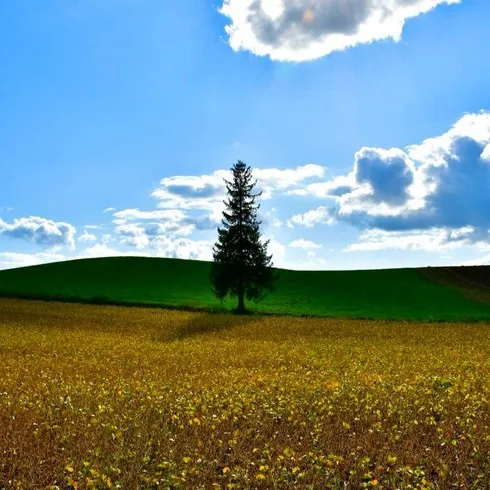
237,291 -> 245,314
237,274 -> 246,314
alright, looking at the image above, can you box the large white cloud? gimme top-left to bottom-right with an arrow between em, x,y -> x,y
294,113 -> 490,222
289,111 -> 490,250
219,0 -> 460,62
0,216 -> 76,250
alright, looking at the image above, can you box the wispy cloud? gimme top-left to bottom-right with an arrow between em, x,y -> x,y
79,230 -> 97,243
344,227 -> 478,252
289,238 -> 322,250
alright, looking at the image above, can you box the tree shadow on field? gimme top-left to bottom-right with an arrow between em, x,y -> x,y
165,312 -> 257,342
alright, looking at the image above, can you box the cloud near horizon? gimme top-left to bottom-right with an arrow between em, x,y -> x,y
219,0 -> 460,62
0,216 -> 76,250
106,165 -> 325,263
0,165 -> 325,269
0,251 -> 68,270
3,112 -> 490,267
344,227 -> 480,252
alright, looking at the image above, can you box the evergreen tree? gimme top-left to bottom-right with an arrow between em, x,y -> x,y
211,161 -> 276,313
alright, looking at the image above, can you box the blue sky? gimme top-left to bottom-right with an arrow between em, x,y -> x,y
1,0 -> 490,270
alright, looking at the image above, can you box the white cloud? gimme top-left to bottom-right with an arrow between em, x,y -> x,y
152,164 -> 326,223
276,111 -> 490,255
268,237 -> 286,268
340,112 -> 490,230
287,174 -> 354,198
0,216 -> 76,250
271,217 -> 282,228
287,239 -> 327,269
289,238 -> 322,250
288,206 -> 335,228
97,206 -> 214,260
116,223 -> 152,249
0,251 -> 68,270
113,209 -> 187,223
79,230 -> 97,243
112,208 -> 207,250
256,164 -> 326,198
307,250 -> 328,266
262,208 -> 283,229
407,112 -> 490,166
82,238 -> 213,262
79,243 -> 145,259
93,165 -> 320,265
152,237 -> 213,261
482,144 -> 490,162
85,238 -> 213,262
344,227 -> 478,252
151,170 -> 230,224
0,238 -> 213,270
288,112 -> 490,251
459,254 -> 490,266
219,0 -> 459,62
113,209 -> 197,233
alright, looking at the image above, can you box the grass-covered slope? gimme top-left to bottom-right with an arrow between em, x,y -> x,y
0,257 -> 489,320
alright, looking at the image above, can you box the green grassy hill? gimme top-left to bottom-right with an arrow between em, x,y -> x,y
1,257 -> 490,321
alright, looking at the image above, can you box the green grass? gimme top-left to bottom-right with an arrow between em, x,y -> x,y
1,257 -> 490,321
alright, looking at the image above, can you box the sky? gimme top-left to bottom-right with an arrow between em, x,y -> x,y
1,0 -> 490,271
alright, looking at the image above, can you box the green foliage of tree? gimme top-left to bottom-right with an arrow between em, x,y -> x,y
210,161 -> 276,313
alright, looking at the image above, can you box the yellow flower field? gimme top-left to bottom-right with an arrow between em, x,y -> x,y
0,299 -> 489,489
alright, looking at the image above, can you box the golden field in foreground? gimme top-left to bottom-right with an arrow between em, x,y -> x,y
0,299 -> 489,489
